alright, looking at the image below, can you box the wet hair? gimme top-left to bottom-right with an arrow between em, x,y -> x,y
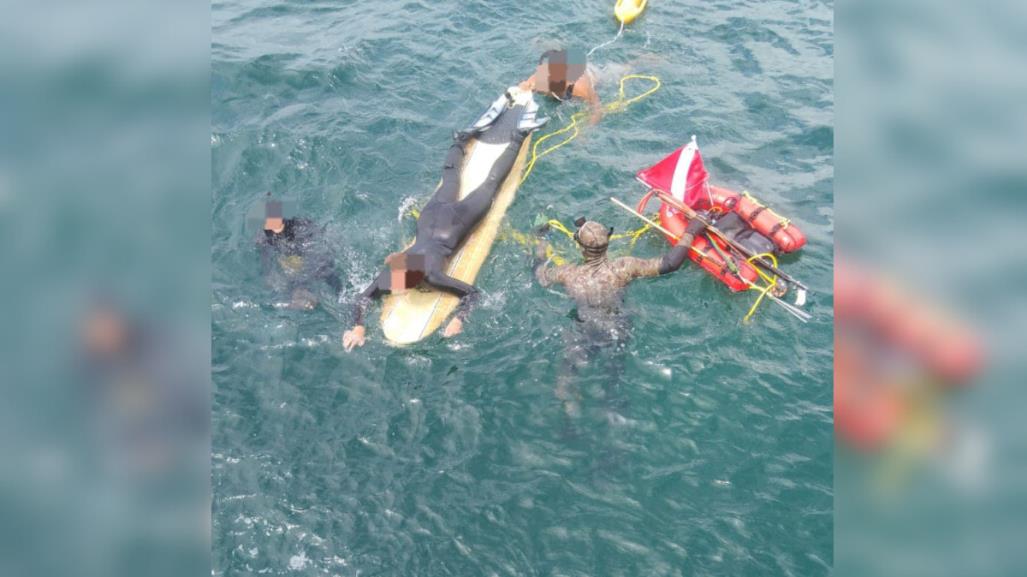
539,48 -> 586,70
265,200 -> 283,219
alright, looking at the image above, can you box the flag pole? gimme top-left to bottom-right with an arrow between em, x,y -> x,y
610,196 -> 811,322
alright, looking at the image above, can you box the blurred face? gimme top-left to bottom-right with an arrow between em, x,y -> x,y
549,61 -> 567,87
389,264 -> 408,293
386,253 -> 426,293
264,217 -> 285,234
536,60 -> 568,94
83,307 -> 128,358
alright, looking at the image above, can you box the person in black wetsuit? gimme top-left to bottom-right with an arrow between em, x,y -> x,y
259,199 -> 342,310
342,92 -> 548,351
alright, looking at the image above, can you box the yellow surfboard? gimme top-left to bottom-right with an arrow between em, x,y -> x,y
380,88 -> 535,345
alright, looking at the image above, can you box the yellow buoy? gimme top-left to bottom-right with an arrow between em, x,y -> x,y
614,0 -> 648,25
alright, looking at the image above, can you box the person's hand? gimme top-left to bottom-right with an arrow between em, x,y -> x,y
342,325 -> 366,351
589,110 -> 602,126
442,317 -> 464,338
534,239 -> 550,261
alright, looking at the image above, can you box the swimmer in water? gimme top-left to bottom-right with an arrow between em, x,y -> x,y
534,217 -> 706,311
519,48 -> 603,125
342,92 -> 548,351
533,216 -> 707,416
259,199 -> 342,310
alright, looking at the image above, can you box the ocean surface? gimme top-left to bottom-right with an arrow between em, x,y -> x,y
211,1 -> 834,575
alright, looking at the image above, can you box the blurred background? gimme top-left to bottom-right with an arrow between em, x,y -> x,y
836,0 -> 1026,575
0,1 -> 210,576
0,0 -> 1025,575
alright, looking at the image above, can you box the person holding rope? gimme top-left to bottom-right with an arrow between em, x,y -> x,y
534,217 -> 706,311
519,48 -> 603,125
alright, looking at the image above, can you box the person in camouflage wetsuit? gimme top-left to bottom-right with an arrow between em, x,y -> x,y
533,218 -> 706,417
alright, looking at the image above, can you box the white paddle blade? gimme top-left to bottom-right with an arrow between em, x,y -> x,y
794,288 -> 808,307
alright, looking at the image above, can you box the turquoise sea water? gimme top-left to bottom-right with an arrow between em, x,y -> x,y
212,1 -> 833,575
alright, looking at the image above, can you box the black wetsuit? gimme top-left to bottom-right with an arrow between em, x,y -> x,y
260,217 -> 342,299
353,130 -> 527,325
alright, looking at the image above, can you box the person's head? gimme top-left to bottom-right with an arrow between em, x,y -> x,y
83,303 -> 129,359
385,252 -> 427,294
264,200 -> 285,234
534,49 -> 586,95
573,217 -> 613,261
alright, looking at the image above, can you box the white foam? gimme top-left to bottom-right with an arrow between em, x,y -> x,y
288,551 -> 309,571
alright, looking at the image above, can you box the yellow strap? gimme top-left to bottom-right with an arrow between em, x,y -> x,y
742,190 -> 790,230
744,284 -> 773,323
743,252 -> 780,322
520,74 -> 661,184
501,225 -> 569,266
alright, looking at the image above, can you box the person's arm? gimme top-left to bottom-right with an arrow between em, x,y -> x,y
518,72 -> 537,92
351,270 -> 387,326
574,76 -> 602,124
587,90 -> 602,125
658,219 -> 706,275
310,239 -> 343,296
323,267 -> 343,296
614,218 -> 707,282
418,270 -> 479,338
533,240 -> 570,288
343,269 -> 387,351
258,233 -> 275,277
307,224 -> 343,296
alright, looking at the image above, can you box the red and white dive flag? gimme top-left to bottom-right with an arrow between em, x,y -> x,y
636,135 -> 709,209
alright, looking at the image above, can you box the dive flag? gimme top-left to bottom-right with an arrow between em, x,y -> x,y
636,135 -> 709,208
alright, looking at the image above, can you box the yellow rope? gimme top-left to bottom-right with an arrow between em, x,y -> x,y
617,222 -> 652,249
545,216 -> 651,244
501,215 -> 654,268
520,74 -> 661,184
503,226 -> 569,265
544,217 -> 651,243
546,219 -> 576,240
743,252 -> 780,322
499,75 -> 662,262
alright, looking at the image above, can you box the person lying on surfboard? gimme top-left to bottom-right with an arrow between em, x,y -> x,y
518,48 -> 602,125
342,92 -> 548,351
